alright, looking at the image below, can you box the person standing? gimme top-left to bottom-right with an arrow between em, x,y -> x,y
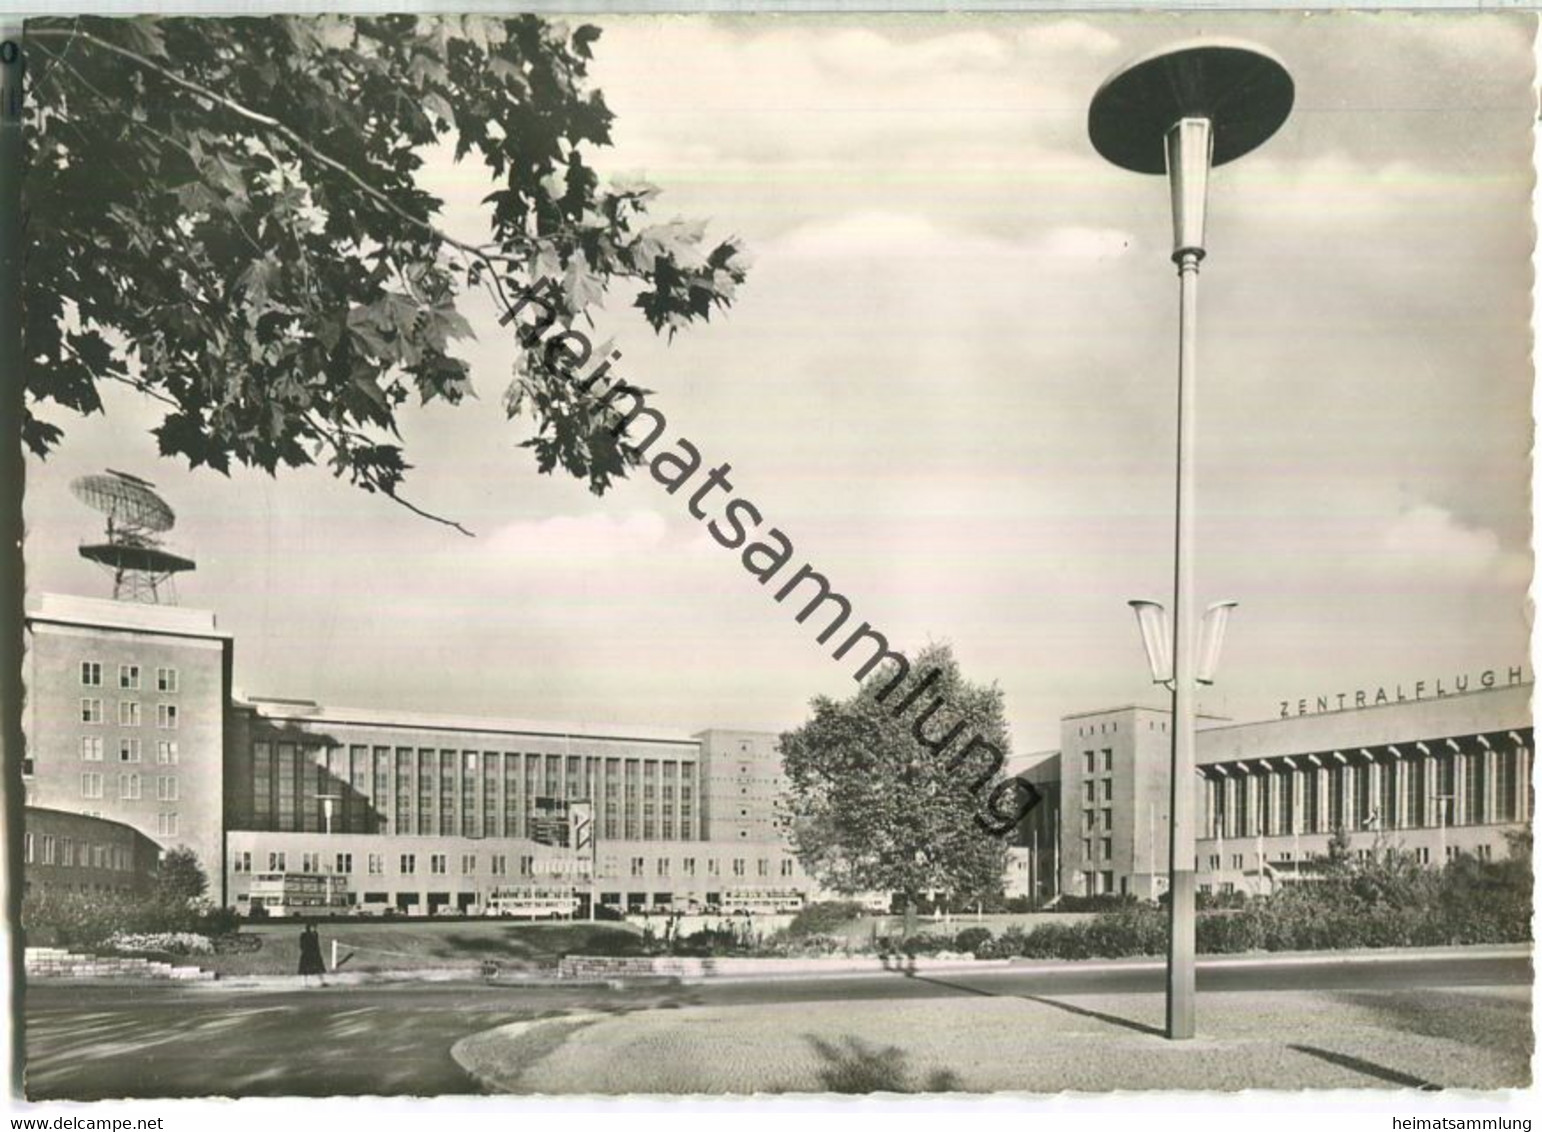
298,920 -> 327,984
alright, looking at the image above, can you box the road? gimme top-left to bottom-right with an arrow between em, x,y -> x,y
21,950 -> 1532,1099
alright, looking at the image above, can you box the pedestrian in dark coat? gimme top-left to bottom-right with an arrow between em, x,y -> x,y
298,921 -> 327,982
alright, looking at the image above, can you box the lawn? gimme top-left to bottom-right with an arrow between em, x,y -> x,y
194,919 -> 646,978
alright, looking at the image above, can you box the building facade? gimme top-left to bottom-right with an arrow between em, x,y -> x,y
219,699 -> 815,914
22,806 -> 162,899
21,591 -> 1533,915
1059,680 -> 1534,900
23,594 -> 232,889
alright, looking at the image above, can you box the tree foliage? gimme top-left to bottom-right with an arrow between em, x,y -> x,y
23,15 -> 747,529
153,845 -> 209,907
778,644 -> 1010,907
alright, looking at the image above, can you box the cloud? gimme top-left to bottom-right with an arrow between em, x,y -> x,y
482,510 -> 669,566
766,210 -> 1135,264
1374,503 -> 1522,583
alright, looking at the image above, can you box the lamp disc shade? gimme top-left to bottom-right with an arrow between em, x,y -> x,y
1089,40 -> 1294,174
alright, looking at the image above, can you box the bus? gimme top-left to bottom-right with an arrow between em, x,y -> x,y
718,888 -> 805,915
483,884 -> 580,920
247,872 -> 350,917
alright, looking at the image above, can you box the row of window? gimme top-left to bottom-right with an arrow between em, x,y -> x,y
231,850 -> 801,881
628,856 -> 793,878
1082,836 -> 1114,862
23,833 -> 137,871
1203,750 -> 1529,838
78,772 -> 178,801
1082,807 -> 1115,831
248,742 -> 700,841
1081,748 -> 1114,775
79,700 -> 179,728
80,737 -> 179,763
81,662 -> 178,692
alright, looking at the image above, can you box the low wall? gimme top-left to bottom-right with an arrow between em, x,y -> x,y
558,954 -> 1010,980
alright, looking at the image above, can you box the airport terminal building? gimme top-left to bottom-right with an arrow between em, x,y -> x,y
20,592 -> 1535,914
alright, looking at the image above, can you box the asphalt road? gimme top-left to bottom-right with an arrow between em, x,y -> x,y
21,950 -> 1532,1100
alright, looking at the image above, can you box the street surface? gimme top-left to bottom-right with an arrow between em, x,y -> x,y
22,950 -> 1532,1098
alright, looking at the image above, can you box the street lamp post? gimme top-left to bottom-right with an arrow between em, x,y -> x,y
1090,42 -> 1293,1040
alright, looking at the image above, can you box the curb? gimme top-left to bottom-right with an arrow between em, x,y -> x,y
451,1013 -> 607,1094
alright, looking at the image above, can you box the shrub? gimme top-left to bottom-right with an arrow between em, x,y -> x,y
953,926 -> 993,955
1052,893 -> 1140,914
786,901 -> 866,937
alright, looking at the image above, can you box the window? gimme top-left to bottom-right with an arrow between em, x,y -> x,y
81,661 -> 102,687
81,698 -> 103,724
156,740 -> 178,765
23,833 -> 32,864
336,853 -> 354,874
708,859 -> 720,876
1100,838 -> 1113,860
399,854 -> 416,875
1475,844 -> 1493,861
461,854 -> 476,875
732,858 -> 746,877
519,856 -> 534,877
1414,847 -> 1430,864
234,851 -> 251,874
781,859 -> 795,877
156,775 -> 177,801
1083,781 -> 1095,803
1231,853 -> 1244,869
157,813 -> 178,836
41,835 -> 56,865
631,857 -> 645,877
757,859 -> 769,877
80,772 -> 103,799
269,851 -> 287,871
1083,808 -> 1096,831
1101,808 -> 1112,828
118,701 -> 140,727
1100,870 -> 1114,893
1444,845 -> 1459,861
1102,748 -> 1113,772
81,736 -> 103,762
157,704 -> 178,729
1207,854 -> 1221,870
656,858 -> 669,877
430,854 -> 447,875
1082,838 -> 1093,860
118,738 -> 141,763
119,664 -> 140,690
1101,779 -> 1113,801
1083,750 -> 1095,774
490,854 -> 506,877
157,667 -> 178,693
368,854 -> 384,876
683,858 -> 697,877
302,852 -> 320,873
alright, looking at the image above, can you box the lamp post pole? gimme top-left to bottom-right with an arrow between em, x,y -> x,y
1090,41 -> 1293,1040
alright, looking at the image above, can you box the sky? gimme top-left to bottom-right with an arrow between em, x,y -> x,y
22,11 -> 1536,755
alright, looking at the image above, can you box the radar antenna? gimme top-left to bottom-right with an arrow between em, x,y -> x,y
70,471 -> 195,603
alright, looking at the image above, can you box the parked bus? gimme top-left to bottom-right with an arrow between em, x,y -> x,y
247,872 -> 350,917
483,884 -> 580,920
718,888 -> 805,914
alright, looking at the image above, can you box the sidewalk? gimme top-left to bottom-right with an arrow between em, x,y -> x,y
453,982 -> 1532,1094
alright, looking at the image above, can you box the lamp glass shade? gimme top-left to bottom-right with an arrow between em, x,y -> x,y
1195,600 -> 1238,685
1128,600 -> 1173,685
